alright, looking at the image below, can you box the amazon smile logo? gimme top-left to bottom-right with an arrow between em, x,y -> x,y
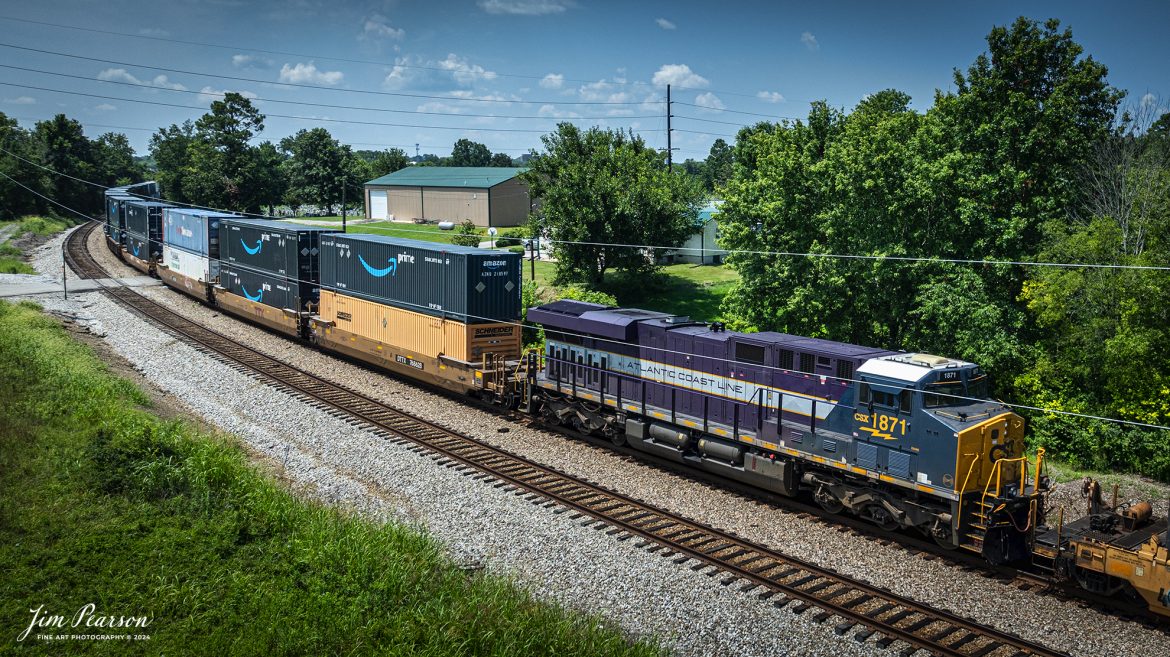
241,285 -> 263,302
241,238 -> 262,255
359,254 -> 397,277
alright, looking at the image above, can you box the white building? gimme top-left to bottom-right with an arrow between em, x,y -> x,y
664,202 -> 726,265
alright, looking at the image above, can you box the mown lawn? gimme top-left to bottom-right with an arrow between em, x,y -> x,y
0,300 -> 660,657
524,261 -> 740,322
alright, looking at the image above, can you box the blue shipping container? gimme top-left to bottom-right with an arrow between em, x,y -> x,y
163,208 -> 237,258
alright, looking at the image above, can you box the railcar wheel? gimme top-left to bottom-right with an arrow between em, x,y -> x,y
814,487 -> 844,514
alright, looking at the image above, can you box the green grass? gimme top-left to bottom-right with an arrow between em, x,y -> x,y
0,216 -> 70,274
0,242 -> 34,273
0,300 -> 660,657
2,214 -> 72,237
523,261 -> 740,321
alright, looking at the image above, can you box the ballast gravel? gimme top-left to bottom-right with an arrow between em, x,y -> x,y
15,225 -> 1168,657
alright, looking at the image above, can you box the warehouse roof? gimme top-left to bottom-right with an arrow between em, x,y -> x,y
365,166 -> 527,189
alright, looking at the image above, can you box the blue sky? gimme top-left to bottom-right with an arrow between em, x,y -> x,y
1,1 -> 1167,160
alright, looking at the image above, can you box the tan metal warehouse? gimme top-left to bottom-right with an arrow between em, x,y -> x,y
364,167 -> 531,228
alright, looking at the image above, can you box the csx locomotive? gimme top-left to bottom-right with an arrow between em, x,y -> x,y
102,183 -> 1169,619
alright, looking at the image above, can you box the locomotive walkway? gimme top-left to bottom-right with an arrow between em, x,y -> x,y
65,220 -> 1069,657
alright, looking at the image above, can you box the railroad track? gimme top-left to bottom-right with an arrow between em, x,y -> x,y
66,222 -> 1070,657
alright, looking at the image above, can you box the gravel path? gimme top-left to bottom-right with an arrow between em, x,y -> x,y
13,225 -> 1168,657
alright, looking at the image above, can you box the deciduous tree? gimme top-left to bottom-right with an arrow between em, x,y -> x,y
522,123 -> 704,286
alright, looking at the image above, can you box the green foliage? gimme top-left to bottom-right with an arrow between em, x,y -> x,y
34,114 -> 97,216
280,127 -> 363,215
523,123 -> 705,287
508,245 -> 526,254
0,112 -> 50,218
451,219 -> 482,247
704,138 -> 733,191
368,147 -> 410,178
450,138 -> 492,167
495,227 -> 529,247
556,285 -> 618,306
720,19 -> 1120,385
0,299 -> 661,657
148,121 -> 196,204
92,132 -> 144,187
490,152 -> 515,167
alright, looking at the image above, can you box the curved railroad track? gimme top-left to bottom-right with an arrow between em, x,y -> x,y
66,222 -> 1072,657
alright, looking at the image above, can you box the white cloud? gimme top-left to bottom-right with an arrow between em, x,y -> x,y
438,54 -> 497,84
232,54 -> 274,69
137,28 -> 170,37
384,54 -> 498,91
97,68 -> 187,91
94,103 -> 117,111
651,64 -> 708,88
1140,92 -> 1157,109
279,62 -> 344,85
477,0 -> 572,15
539,73 -> 564,89
417,101 -> 463,114
801,31 -> 819,51
655,18 -> 676,30
538,104 -> 581,119
4,96 -> 35,105
197,86 -> 259,104
694,92 -> 725,111
362,14 -> 405,39
757,90 -> 785,103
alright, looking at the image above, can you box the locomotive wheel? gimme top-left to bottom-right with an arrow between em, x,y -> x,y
610,431 -> 626,447
930,524 -> 957,550
814,487 -> 844,514
864,505 -> 899,531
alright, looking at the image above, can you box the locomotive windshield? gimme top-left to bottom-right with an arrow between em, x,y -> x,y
923,367 -> 989,408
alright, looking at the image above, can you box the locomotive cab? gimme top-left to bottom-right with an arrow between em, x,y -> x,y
853,354 -> 1043,561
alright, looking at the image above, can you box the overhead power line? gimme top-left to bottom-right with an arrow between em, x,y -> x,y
0,63 -> 661,122
0,81 -> 666,134
673,101 -> 801,121
0,42 -> 661,106
0,15 -> 817,105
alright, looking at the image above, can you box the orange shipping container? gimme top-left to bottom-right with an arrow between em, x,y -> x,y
319,290 -> 520,363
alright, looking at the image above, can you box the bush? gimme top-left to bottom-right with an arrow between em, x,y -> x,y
451,220 -> 482,247
508,245 -> 526,254
495,227 -> 530,248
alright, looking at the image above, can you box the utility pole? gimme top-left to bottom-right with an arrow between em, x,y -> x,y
666,84 -> 673,172
341,178 -> 347,233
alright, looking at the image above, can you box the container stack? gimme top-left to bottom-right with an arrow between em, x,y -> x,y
317,234 -> 523,363
124,200 -> 169,262
162,208 -> 237,283
104,192 -> 137,246
217,217 -> 337,312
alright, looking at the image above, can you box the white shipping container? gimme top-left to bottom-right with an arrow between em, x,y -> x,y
163,245 -> 218,283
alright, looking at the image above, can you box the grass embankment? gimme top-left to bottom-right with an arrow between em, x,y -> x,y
0,300 -> 660,657
0,215 -> 72,273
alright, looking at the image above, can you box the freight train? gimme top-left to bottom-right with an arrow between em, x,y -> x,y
102,184 -> 1170,620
